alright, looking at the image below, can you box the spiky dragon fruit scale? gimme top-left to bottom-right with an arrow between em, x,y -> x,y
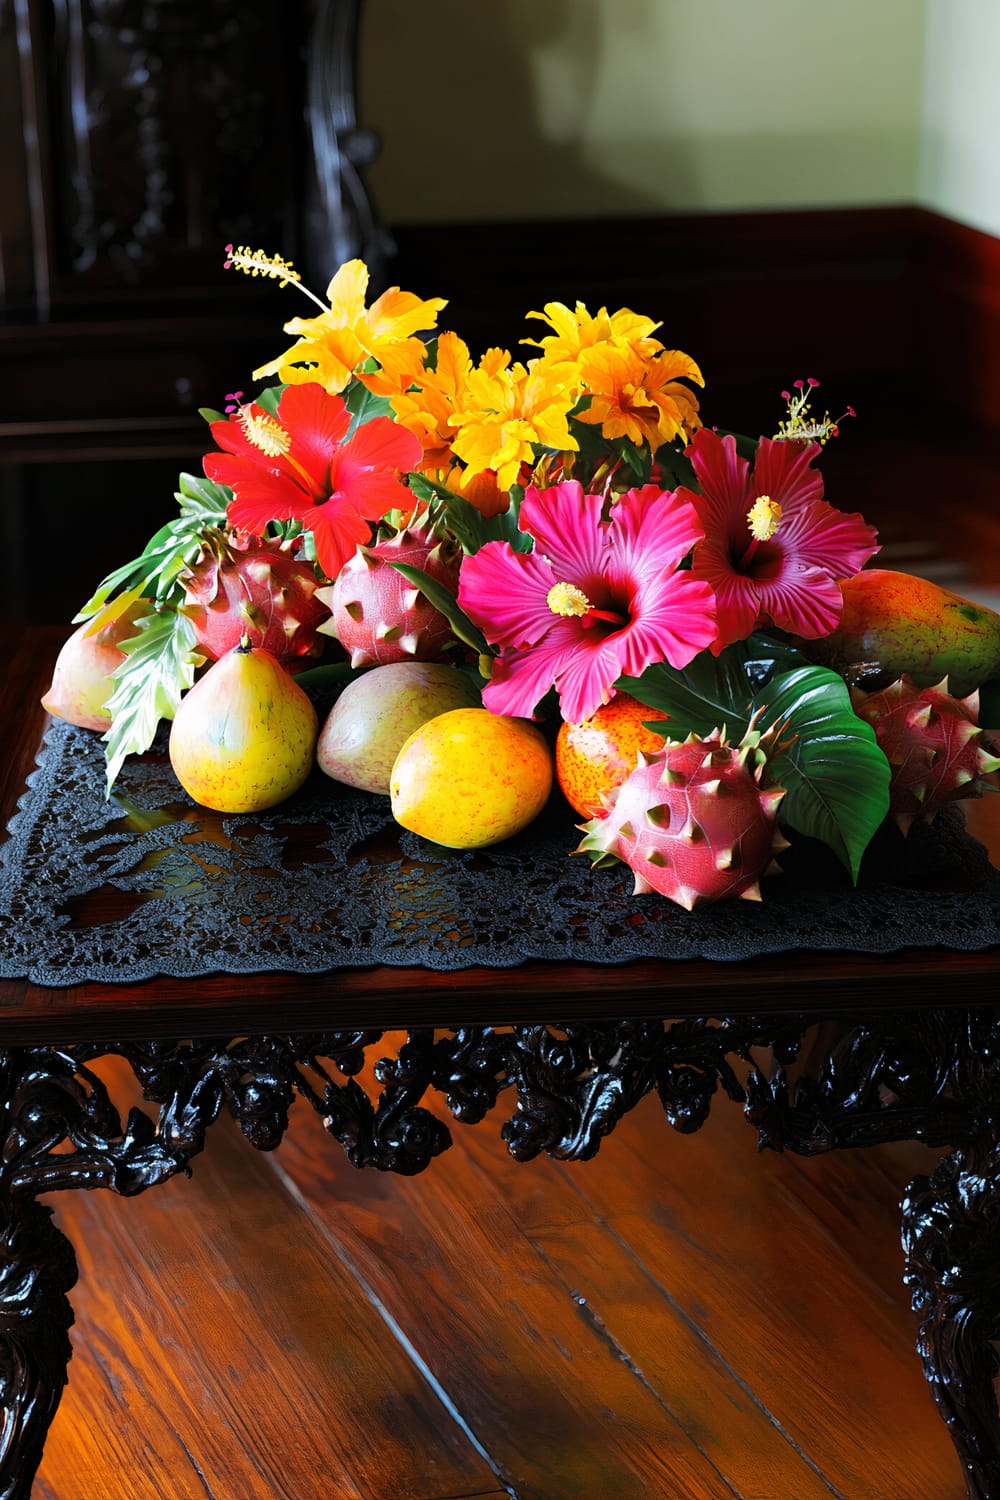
850,676 -> 1000,832
317,521 -> 462,670
179,530 -> 329,665
576,731 -> 787,911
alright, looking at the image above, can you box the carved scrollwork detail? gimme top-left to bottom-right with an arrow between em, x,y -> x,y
500,1021 -> 665,1162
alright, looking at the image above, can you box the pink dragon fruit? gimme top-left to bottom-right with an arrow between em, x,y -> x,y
179,530 -> 329,665
318,520 -> 461,669
577,730 -> 787,910
850,676 -> 1000,832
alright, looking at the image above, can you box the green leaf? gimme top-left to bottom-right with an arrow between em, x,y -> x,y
406,472 -> 532,556
979,677 -> 1000,727
255,385 -> 286,417
652,441 -> 697,490
102,610 -> 204,794
618,435 -> 651,482
291,661 -> 365,696
617,634 -> 810,740
175,472 -> 232,518
345,380 -> 394,436
386,560 -> 492,656
751,666 -> 891,882
198,407 -> 225,425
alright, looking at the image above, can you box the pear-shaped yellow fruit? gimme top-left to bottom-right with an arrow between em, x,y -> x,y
390,708 -> 553,848
169,642 -> 318,812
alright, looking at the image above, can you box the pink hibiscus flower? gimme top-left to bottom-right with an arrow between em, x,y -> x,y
203,382 -> 422,580
680,429 -> 879,651
457,480 -> 716,723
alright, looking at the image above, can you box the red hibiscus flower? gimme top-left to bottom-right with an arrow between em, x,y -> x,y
680,428 -> 879,651
203,382 -> 422,580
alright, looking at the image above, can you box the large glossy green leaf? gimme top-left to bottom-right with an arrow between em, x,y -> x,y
750,666 -> 890,882
617,634 -> 811,740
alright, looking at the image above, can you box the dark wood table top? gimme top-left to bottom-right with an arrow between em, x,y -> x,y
3,624 -> 998,1045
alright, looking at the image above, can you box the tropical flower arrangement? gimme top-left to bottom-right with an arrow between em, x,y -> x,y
42,249 -> 1000,911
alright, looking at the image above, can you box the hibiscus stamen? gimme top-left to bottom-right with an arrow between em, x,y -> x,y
233,402 -> 321,495
774,377 -> 855,445
239,407 -> 292,459
224,244 -> 331,313
739,494 -> 782,568
545,580 -> 627,629
747,495 -> 782,542
547,582 -> 592,617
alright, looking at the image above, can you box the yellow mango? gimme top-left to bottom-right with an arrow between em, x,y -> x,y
807,569 -> 1000,698
390,708 -> 553,848
169,643 -> 318,812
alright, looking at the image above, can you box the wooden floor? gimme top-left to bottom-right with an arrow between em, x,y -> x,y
26,429 -> 1000,1499
34,1054 -> 964,1500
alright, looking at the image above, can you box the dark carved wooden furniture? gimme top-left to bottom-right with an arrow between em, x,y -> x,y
0,0 -> 383,626
2,626 -> 1000,1498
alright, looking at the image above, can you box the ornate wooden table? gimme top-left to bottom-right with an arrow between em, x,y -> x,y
2,626 -> 1000,1499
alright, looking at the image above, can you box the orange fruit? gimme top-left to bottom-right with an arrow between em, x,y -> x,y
555,692 -> 670,819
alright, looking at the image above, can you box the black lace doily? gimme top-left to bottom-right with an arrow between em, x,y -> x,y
1,719 -> 998,986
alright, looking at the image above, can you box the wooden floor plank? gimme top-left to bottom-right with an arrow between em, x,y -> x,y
33,1063 -> 505,1500
272,1114 -> 741,1500
536,1091 -> 962,1500
267,1071 -> 962,1500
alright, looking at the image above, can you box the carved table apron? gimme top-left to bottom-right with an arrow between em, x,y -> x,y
2,628 -> 1000,1499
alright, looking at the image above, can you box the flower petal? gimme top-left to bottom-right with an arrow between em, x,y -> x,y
457,544 -> 558,649
753,559 -> 846,638
343,414 -> 423,475
205,456 -> 305,530
307,501 -> 374,581
614,573 -> 718,675
483,623 -> 618,723
689,537 -> 764,651
518,481 -> 608,583
775,496 -> 880,579
607,485 -> 704,583
750,436 -> 825,512
277,383 -> 351,486
331,456 -> 417,522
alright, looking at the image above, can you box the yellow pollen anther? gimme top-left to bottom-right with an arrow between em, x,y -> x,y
239,408 -> 292,459
547,581 -> 592,617
746,494 -> 782,542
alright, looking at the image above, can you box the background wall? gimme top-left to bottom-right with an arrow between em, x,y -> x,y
919,0 -> 1000,237
360,0 -> 927,223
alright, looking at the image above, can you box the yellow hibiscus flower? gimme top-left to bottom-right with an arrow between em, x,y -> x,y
523,299 -> 665,364
575,344 -> 704,450
253,259 -> 447,395
449,350 -> 580,491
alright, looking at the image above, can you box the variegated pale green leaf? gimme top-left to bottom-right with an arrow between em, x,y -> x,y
102,609 -> 204,794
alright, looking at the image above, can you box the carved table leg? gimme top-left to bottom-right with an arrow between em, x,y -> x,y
902,1132 -> 1000,1499
0,1199 -> 77,1500
0,1041 -> 82,1500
